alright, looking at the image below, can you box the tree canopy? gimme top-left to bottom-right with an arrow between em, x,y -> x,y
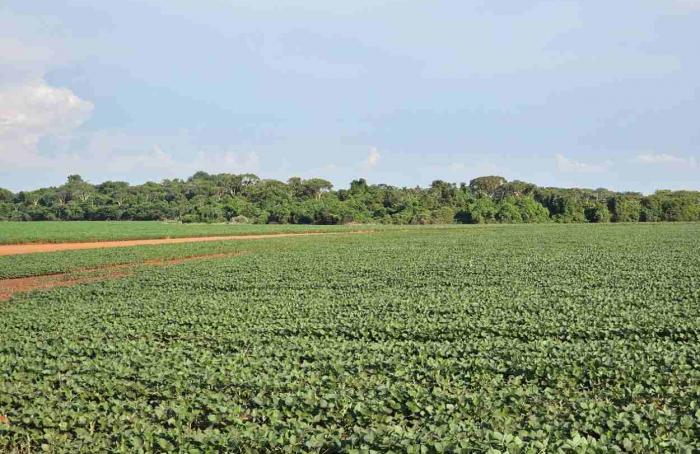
1,173 -> 698,225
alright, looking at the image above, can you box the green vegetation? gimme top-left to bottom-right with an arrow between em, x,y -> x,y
0,236 -> 249,279
0,221 -> 378,245
2,224 -> 700,453
1,173 -> 699,225
0,228 -> 387,279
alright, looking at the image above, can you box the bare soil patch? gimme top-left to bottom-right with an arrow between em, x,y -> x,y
0,231 -> 369,256
0,252 -> 241,301
0,272 -> 132,302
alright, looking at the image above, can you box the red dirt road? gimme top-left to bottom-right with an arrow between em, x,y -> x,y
0,232 -> 355,257
0,252 -> 242,301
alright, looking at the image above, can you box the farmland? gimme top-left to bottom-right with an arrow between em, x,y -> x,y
0,221 -> 379,245
1,224 -> 700,453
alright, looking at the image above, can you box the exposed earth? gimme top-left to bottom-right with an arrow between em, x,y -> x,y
0,252 -> 242,301
0,232 -> 361,256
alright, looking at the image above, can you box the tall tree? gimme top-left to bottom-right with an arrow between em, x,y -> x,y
0,188 -> 15,203
469,176 -> 507,198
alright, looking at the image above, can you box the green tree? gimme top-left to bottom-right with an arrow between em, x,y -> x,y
496,200 -> 522,224
515,197 -> 550,223
585,203 -> 611,223
608,196 -> 641,223
469,176 -> 507,198
0,188 -> 15,203
3,172 -> 699,226
63,175 -> 96,204
304,179 -> 334,200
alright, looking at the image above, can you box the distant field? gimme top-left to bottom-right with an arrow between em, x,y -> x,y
0,221 -> 381,245
0,232 -> 320,279
1,224 -> 700,453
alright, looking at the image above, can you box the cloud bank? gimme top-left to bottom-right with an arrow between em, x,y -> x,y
0,79 -> 94,169
635,153 -> 697,167
359,147 -> 382,172
0,79 -> 260,180
555,154 -> 614,173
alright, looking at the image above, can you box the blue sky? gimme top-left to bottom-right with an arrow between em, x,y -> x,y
1,0 -> 698,193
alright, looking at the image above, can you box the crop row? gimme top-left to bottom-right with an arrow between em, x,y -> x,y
1,224 -> 700,453
0,235 -> 291,280
1,224 -> 549,280
0,221 -> 381,245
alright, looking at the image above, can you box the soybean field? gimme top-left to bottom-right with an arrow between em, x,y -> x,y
0,222 -> 379,245
1,224 -> 700,453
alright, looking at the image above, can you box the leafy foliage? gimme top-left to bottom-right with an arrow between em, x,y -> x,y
1,224 -> 700,453
2,173 -> 699,225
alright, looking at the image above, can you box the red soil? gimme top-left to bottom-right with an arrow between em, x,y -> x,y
0,232 -> 354,257
0,252 -> 242,301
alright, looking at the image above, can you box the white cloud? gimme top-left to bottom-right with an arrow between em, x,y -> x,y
0,81 -> 260,178
0,79 -> 94,169
555,154 -> 613,173
366,148 -> 381,166
0,11 -> 82,87
448,162 -> 467,172
78,139 -> 261,176
119,146 -> 174,171
634,153 -> 697,167
670,0 -> 700,10
322,163 -> 340,172
359,147 -> 381,171
191,150 -> 261,174
447,161 -> 500,174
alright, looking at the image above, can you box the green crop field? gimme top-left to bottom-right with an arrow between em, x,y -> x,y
1,224 -> 700,453
0,221 -> 380,245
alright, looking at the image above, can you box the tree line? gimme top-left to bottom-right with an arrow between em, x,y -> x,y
1,173 -> 698,224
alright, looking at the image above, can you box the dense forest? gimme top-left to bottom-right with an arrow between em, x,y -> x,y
1,173 -> 699,224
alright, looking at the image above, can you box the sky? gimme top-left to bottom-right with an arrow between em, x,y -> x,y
1,0 -> 698,194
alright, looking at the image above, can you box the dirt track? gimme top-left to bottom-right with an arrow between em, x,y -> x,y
0,232 -> 351,257
0,252 -> 242,301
